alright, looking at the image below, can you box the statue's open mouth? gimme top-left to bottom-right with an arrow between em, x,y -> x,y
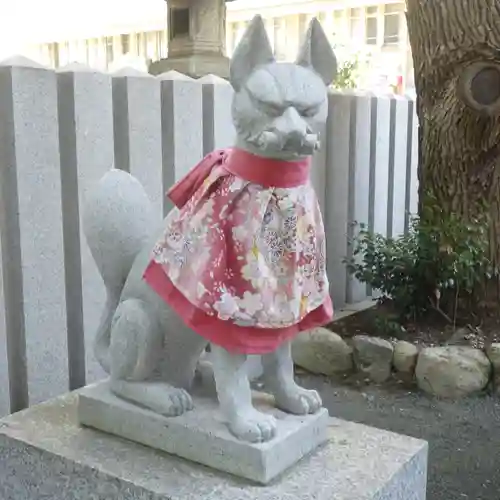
250,131 -> 320,156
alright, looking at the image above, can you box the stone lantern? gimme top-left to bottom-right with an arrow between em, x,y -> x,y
149,0 -> 231,78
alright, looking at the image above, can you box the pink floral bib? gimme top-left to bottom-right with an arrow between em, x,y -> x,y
143,148 -> 333,354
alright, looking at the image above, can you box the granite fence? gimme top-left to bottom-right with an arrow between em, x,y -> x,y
0,57 -> 419,417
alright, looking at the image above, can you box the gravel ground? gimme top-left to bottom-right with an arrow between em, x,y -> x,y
298,375 -> 500,500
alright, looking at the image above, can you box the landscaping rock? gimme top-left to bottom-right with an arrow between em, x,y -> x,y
415,346 -> 491,398
485,343 -> 500,392
352,335 -> 394,383
292,328 -> 353,376
393,341 -> 419,375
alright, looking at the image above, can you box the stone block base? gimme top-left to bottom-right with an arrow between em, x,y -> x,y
149,54 -> 230,79
77,381 -> 329,484
0,389 -> 428,500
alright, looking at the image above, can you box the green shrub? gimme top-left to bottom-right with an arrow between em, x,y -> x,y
345,199 -> 495,323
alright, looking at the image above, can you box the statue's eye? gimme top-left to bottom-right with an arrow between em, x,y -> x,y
264,102 -> 284,117
301,105 -> 319,118
457,62 -> 500,115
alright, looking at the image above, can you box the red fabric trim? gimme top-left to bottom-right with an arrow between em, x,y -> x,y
166,148 -> 312,210
143,260 -> 333,354
167,150 -> 226,208
223,148 -> 311,188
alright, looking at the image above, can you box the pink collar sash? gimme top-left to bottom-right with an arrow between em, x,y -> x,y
167,147 -> 311,209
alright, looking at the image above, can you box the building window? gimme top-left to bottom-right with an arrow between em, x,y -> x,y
89,38 -> 99,65
298,13 -> 307,36
121,34 -> 130,54
105,36 -> 114,65
51,42 -> 60,68
135,33 -> 141,55
59,41 -> 70,66
332,10 -> 343,39
135,33 -> 148,58
228,24 -> 237,53
365,6 -> 378,45
170,8 -> 190,39
144,31 -> 164,61
384,4 -> 402,45
235,22 -> 246,49
85,40 -> 90,64
273,18 -> 286,60
349,8 -> 363,41
156,30 -> 167,58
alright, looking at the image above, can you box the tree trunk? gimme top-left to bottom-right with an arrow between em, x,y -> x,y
406,0 -> 500,276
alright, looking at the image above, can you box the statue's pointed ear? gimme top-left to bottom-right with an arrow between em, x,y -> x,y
230,14 -> 275,91
296,18 -> 337,85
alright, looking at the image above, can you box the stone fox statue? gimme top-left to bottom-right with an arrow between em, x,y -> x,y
83,15 -> 337,443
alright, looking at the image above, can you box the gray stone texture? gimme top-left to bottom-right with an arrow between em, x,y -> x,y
324,91 -> 351,308
149,0 -> 229,79
200,74 -> 236,154
323,92 -> 416,309
486,343 -> 500,392
371,95 -> 391,237
0,234 -> 6,417
393,340 -> 419,375
292,327 -> 354,375
353,335 -> 394,383
158,71 -> 203,216
389,96 -> 410,238
57,63 -> 115,390
0,391 -> 428,499
416,346 -> 491,398
347,92 -> 372,304
0,57 -> 68,411
78,381 -> 329,484
112,67 -> 163,217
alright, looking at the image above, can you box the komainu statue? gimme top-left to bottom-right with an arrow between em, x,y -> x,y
83,14 -> 337,443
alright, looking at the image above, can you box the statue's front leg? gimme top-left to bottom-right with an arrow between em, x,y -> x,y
211,345 -> 277,443
263,340 -> 322,415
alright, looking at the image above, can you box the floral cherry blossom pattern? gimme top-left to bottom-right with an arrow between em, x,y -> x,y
149,163 -> 329,329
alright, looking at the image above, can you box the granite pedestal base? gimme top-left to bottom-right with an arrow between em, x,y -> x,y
0,389 -> 428,500
149,54 -> 230,79
77,381 -> 329,484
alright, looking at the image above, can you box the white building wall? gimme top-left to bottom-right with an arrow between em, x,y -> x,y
0,0 -> 411,89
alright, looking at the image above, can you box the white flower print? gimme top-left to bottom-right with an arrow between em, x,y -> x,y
270,292 -> 297,324
166,228 -> 184,250
282,234 -> 296,252
213,292 -> 239,320
172,251 -> 186,268
238,291 -> 263,317
263,229 -> 285,262
182,235 -> 195,253
263,208 -> 273,225
232,224 -> 248,242
229,177 -> 245,192
241,248 -> 275,288
283,213 -> 298,232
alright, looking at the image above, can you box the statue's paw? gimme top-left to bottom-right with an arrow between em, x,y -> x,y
228,409 -> 277,443
110,380 -> 193,417
162,388 -> 194,417
274,387 -> 323,415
